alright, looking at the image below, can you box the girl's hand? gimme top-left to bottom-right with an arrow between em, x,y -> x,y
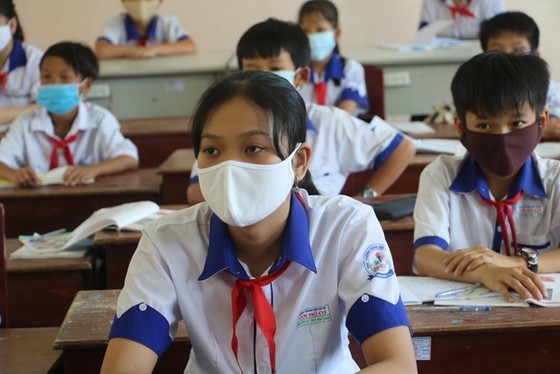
63,165 -> 97,186
444,246 -> 519,276
126,47 -> 158,59
479,264 -> 547,302
13,167 -> 40,187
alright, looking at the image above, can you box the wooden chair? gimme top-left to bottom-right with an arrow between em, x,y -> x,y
358,64 -> 385,121
0,203 -> 7,328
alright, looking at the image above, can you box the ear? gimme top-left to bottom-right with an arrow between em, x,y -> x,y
454,116 -> 464,136
79,78 -> 94,95
334,27 -> 342,41
8,17 -> 16,37
539,109 -> 549,129
534,48 -> 541,57
294,66 -> 311,87
293,142 -> 312,183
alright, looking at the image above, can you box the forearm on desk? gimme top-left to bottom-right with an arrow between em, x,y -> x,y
90,156 -> 138,177
150,39 -> 197,56
0,104 -> 39,124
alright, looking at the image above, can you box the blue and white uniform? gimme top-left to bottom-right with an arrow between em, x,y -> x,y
189,104 -> 404,196
419,0 -> 505,39
0,41 -> 42,109
414,154 -> 560,254
97,13 -> 190,46
0,101 -> 138,171
546,80 -> 560,119
109,189 -> 409,373
300,53 -> 369,116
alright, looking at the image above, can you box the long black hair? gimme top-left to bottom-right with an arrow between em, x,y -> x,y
0,0 -> 23,41
191,70 -> 319,195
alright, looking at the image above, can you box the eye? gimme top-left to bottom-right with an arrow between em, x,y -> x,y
476,123 -> 492,130
246,145 -> 263,153
511,120 -> 526,128
201,146 -> 219,156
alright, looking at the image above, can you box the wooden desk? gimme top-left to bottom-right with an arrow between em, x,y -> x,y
54,290 -> 191,374
407,305 -> 560,373
120,117 -> 193,168
158,149 -> 196,204
0,168 -> 162,237
6,238 -> 94,328
1,327 -> 63,373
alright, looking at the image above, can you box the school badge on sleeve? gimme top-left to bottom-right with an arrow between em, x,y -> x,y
363,244 -> 394,280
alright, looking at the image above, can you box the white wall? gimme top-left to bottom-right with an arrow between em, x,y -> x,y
15,0 -> 560,79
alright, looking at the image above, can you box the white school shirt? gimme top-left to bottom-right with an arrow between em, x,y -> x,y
109,189 -> 409,373
0,101 -> 138,171
414,154 -> 560,256
0,42 -> 42,109
546,79 -> 560,118
300,53 -> 369,116
419,0 -> 505,39
188,104 -> 404,197
97,13 -> 189,46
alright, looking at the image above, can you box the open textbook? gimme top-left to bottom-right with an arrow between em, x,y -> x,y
18,201 -> 172,254
0,166 -> 94,188
399,274 -> 560,308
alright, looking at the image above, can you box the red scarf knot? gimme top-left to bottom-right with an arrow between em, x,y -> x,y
47,132 -> 80,170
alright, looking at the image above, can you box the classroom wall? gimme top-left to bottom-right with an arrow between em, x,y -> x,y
16,0 -> 560,79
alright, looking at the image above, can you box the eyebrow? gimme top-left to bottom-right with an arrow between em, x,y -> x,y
201,130 -> 272,140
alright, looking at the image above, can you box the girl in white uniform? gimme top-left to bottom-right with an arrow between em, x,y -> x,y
0,0 -> 43,125
102,71 -> 416,373
0,42 -> 138,186
298,1 -> 369,116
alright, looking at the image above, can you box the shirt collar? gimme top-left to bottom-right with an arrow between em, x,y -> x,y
450,154 -> 547,199
124,14 -> 158,41
310,53 -> 345,83
31,101 -> 95,137
7,41 -> 27,72
306,115 -> 318,133
198,191 -> 317,281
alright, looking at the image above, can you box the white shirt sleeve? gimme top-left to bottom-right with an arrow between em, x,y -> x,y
94,110 -> 139,161
97,15 -> 125,44
160,16 -> 189,43
0,115 -> 28,169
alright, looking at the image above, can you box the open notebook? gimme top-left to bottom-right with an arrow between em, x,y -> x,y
0,166 -> 95,188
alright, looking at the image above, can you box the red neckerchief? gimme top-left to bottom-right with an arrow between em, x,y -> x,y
46,132 -> 80,170
136,36 -> 148,46
480,191 -> 523,256
231,260 -> 291,373
447,0 -> 475,21
314,82 -> 327,105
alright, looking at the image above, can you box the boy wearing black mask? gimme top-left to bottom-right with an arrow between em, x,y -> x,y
413,52 -> 560,303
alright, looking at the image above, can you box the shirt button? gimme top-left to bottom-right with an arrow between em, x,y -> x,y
139,303 -> 147,312
361,294 -> 370,303
497,226 -> 502,233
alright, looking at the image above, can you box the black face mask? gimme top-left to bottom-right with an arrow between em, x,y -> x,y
460,121 -> 543,177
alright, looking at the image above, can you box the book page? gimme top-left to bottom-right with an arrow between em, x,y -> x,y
526,274 -> 560,307
413,139 -> 460,154
398,276 -> 475,303
10,245 -> 88,259
399,282 -> 422,305
390,122 -> 436,135
122,209 -> 175,231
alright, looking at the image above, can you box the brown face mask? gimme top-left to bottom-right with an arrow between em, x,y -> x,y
460,121 -> 543,177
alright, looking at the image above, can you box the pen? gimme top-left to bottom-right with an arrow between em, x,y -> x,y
435,285 -> 481,299
411,306 -> 492,312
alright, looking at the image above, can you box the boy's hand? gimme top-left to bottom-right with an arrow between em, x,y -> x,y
125,46 -> 158,59
13,167 -> 40,187
63,166 -> 97,186
444,246 -> 521,276
479,264 -> 547,302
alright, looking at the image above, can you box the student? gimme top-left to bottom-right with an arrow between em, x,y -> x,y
95,0 -> 196,59
479,11 -> 560,140
187,18 -> 415,204
101,70 -> 416,373
0,42 -> 139,186
413,52 -> 560,303
298,0 -> 369,116
0,0 -> 43,125
419,0 -> 505,40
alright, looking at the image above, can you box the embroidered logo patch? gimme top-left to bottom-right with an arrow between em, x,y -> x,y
363,244 -> 394,280
516,204 -> 544,218
297,305 -> 332,328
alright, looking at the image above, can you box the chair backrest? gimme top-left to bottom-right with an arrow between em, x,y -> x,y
362,64 -> 385,119
0,204 -> 7,327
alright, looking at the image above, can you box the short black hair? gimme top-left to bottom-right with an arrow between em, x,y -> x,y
40,42 -> 99,80
451,52 -> 549,125
298,0 -> 339,29
0,0 -> 23,41
191,70 -> 318,194
236,18 -> 310,70
480,12 -> 539,52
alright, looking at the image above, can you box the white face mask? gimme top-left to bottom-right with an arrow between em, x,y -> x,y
198,144 -> 301,227
0,24 -> 12,51
272,68 -> 301,87
123,0 -> 158,23
308,30 -> 336,61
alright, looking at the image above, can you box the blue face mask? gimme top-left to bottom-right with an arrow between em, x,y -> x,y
36,83 -> 82,115
308,31 -> 336,61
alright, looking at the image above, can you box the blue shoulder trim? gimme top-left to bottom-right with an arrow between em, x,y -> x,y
373,133 -> 403,169
189,175 -> 199,185
414,236 -> 449,251
340,88 -> 370,109
347,295 -> 410,344
109,303 -> 172,357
